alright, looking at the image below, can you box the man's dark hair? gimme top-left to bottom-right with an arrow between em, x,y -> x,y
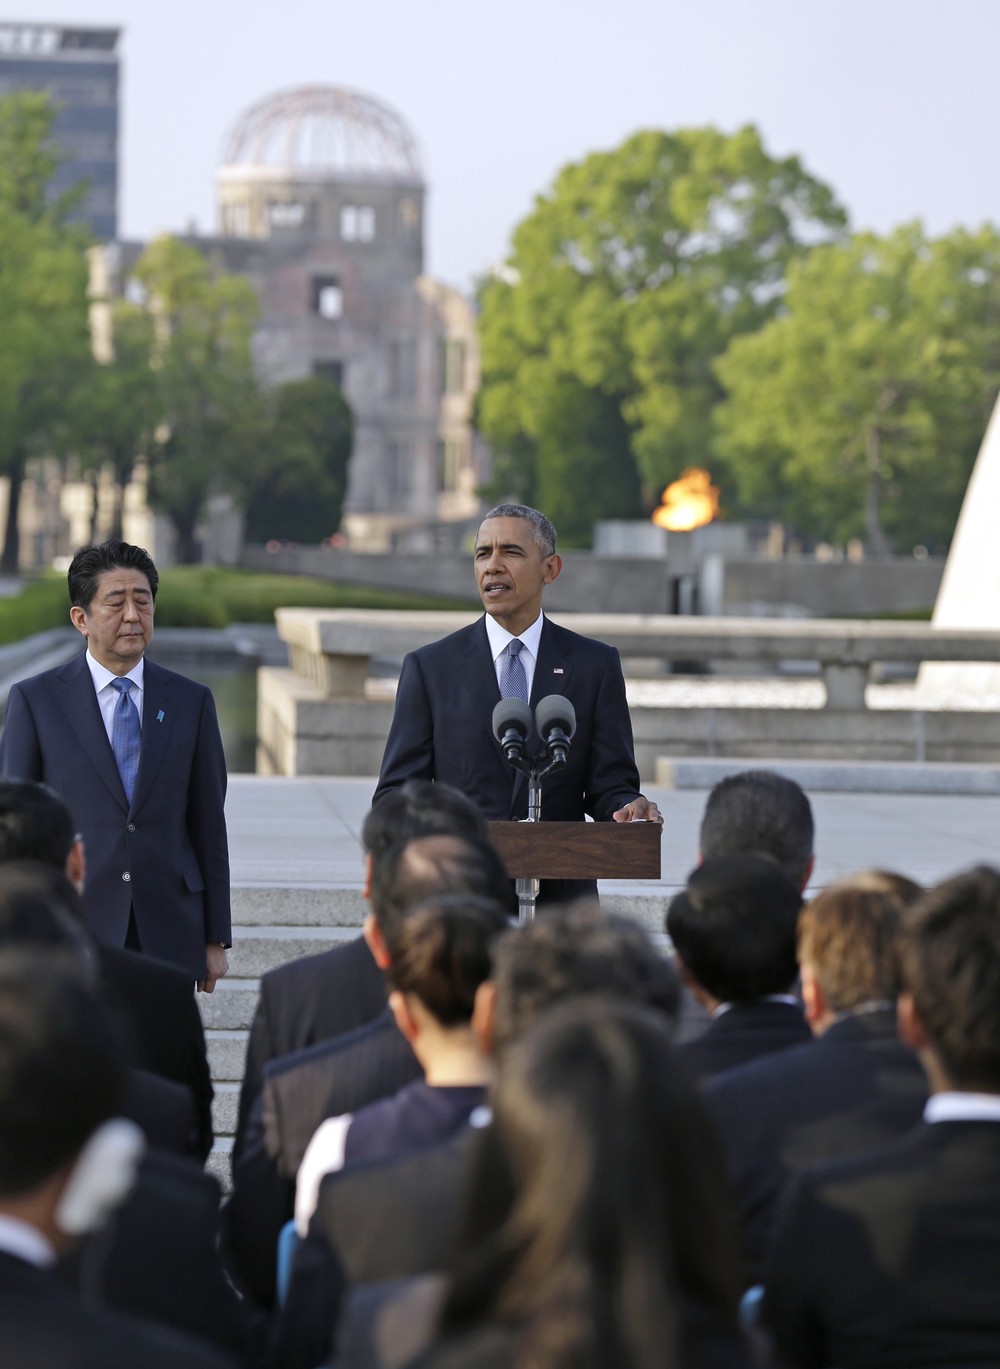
67,540 -> 159,611
385,895 -> 510,1026
899,865 -> 1000,1090
490,902 -> 680,1056
0,863 -> 92,962
480,504 -> 557,557
699,769 -> 814,890
0,780 -> 75,870
666,854 -> 802,1003
363,781 -> 487,864
0,952 -> 123,1197
371,833 -> 515,942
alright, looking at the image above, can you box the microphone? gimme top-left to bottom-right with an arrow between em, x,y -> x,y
534,695 -> 576,769
492,698 -> 533,764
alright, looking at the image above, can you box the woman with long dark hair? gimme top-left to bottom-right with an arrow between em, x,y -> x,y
407,997 -> 751,1369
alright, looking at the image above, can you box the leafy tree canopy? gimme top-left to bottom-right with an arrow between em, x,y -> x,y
477,125 -> 846,544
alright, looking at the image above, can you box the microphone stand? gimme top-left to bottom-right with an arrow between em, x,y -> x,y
507,754 -> 561,925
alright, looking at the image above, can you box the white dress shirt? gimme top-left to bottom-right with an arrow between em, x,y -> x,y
0,1214 -> 55,1268
484,611 -> 543,701
924,1092 -> 1000,1124
84,651 -> 145,742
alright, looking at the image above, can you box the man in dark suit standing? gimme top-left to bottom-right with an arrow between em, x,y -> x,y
764,865 -> 1000,1369
373,504 -> 661,893
0,541 -> 230,988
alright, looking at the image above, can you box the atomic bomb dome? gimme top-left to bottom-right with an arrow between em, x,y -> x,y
219,84 -> 423,183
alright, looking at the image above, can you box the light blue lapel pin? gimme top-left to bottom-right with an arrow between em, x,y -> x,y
156,710 -> 165,722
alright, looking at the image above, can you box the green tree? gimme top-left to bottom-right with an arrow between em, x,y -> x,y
243,377 -> 353,543
477,125 -> 846,544
70,301 -> 160,541
133,237 -> 260,562
714,224 -> 1000,552
0,92 -> 91,572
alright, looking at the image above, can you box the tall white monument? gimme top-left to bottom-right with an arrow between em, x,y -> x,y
920,395 -> 1000,696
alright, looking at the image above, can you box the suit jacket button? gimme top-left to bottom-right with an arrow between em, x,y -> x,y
122,871 -> 131,882
127,823 -> 136,832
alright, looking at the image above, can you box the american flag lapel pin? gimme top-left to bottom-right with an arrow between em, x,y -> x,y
157,710 -> 165,722
553,668 -> 564,675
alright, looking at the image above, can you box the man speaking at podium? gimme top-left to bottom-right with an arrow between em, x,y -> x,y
374,503 -> 661,901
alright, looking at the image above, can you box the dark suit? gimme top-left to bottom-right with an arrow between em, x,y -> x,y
703,1009 -> 927,1284
764,1120 -> 1000,1368
224,1009 -> 422,1310
676,1000 -> 812,1086
0,1248 -> 240,1369
121,1068 -> 201,1159
233,935 -> 387,1167
374,616 -> 643,902
99,944 -> 214,1161
0,650 -> 231,978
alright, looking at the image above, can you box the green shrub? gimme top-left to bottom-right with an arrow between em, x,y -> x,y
0,576 -> 68,644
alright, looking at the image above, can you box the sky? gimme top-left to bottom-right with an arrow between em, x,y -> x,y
8,0 -> 1000,292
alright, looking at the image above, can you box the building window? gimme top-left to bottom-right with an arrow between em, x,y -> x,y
341,205 -> 375,242
387,340 -> 415,398
313,360 -> 344,388
312,276 -> 343,319
441,340 -> 466,395
268,200 -> 305,228
386,443 -> 409,499
438,437 -> 467,490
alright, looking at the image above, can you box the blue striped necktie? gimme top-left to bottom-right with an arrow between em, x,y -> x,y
500,639 -> 528,703
110,677 -> 141,802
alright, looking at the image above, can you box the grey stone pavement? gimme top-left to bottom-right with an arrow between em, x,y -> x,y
226,772 -> 1000,901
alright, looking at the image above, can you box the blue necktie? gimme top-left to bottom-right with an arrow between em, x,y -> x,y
500,639 -> 528,703
110,678 -> 141,803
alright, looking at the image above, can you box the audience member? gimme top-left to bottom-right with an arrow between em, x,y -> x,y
704,869 -> 927,1283
225,830 -> 513,1310
0,778 -> 214,1160
764,864 -> 1000,1368
402,999 -> 751,1369
0,951 -> 238,1368
699,769 -> 815,891
295,895 -> 508,1234
234,780 -> 489,1165
667,854 -> 810,1083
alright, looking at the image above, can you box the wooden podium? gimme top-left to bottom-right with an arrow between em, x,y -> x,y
487,820 -> 661,882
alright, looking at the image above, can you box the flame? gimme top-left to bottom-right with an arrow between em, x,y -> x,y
652,468 -> 720,532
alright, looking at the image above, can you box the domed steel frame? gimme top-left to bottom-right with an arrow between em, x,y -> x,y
220,84 -> 423,182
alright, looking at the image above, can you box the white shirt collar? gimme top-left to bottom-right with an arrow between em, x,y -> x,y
924,1092 -> 1000,1124
0,1214 -> 56,1268
85,650 -> 144,695
713,994 -> 800,1020
484,611 -> 544,664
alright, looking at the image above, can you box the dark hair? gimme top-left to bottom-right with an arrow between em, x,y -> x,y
371,832 -> 515,942
666,854 -> 802,1002
441,999 -> 743,1366
67,541 -> 158,612
699,770 -> 814,890
490,902 -> 679,1056
0,780 -> 75,869
0,951 -> 124,1196
798,869 -> 922,1011
0,862 -> 94,990
899,866 -> 1000,1090
480,504 -> 557,556
385,895 -> 510,1026
363,781 -> 487,863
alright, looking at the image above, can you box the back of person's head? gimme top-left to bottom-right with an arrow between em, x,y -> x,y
67,540 -> 158,610
385,895 -> 510,1027
363,781 -> 487,864
699,769 -> 815,890
798,869 -> 922,1012
0,863 -> 92,968
899,865 -> 1000,1090
442,999 -> 742,1366
666,854 -> 802,1003
371,832 -> 515,941
489,902 -> 679,1056
0,780 -> 75,870
0,952 -> 124,1200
